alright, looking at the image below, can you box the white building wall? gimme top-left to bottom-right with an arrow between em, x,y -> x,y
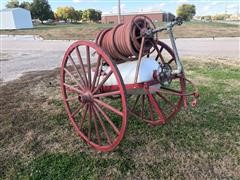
0,11 -> 15,29
0,8 -> 33,30
13,9 -> 33,29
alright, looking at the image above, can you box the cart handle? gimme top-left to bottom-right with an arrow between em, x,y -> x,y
148,76 -> 199,108
151,17 -> 183,34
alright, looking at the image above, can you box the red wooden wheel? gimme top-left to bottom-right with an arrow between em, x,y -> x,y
60,40 -> 127,151
129,41 -> 185,125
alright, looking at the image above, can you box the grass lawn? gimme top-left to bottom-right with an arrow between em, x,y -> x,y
0,57 -> 239,179
0,21 -> 239,40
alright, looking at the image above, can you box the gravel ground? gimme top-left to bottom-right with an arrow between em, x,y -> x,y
0,37 -> 239,82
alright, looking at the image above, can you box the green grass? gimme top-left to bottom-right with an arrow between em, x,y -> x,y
0,21 -> 239,40
0,58 -> 239,179
16,153 -> 135,179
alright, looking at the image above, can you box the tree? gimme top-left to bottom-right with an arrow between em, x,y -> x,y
176,4 -> 196,21
82,9 -> 101,22
82,9 -> 90,21
6,0 -> 20,8
56,6 -> 73,22
68,7 -> 77,22
76,10 -> 83,21
19,1 -> 32,11
55,7 -> 66,21
95,10 -> 102,21
55,7 -> 100,23
55,7 -> 83,22
31,0 -> 53,23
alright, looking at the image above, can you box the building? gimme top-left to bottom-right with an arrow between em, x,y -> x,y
101,11 -> 175,24
0,8 -> 33,30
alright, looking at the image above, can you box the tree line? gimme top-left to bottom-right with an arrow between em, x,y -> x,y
6,0 -> 196,23
5,0 -> 102,23
55,7 -> 101,23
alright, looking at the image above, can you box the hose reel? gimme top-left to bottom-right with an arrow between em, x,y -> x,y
96,15 -> 157,62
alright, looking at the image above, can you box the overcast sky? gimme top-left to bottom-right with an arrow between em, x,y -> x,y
1,0 -> 239,16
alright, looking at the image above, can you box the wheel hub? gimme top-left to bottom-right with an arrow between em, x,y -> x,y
79,92 -> 93,103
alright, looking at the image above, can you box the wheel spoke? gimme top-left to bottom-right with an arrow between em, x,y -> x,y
86,46 -> 92,89
131,95 -> 140,111
93,90 -> 121,98
168,58 -> 175,64
88,105 -> 92,140
79,104 -> 89,129
64,83 -> 83,94
157,51 -> 165,63
151,41 -> 165,63
68,55 -> 86,87
72,103 -> 85,117
149,93 -> 166,121
94,102 -> 120,135
92,105 -> 101,145
75,47 -> 88,87
93,70 -> 113,94
136,35 -> 142,40
64,67 -> 84,91
155,46 -> 164,61
156,92 -> 176,108
91,55 -> 102,91
160,46 -> 164,52
92,105 -> 112,144
95,59 -> 103,90
147,96 -> 154,122
161,86 -> 181,94
94,98 -> 123,117
134,21 -> 142,30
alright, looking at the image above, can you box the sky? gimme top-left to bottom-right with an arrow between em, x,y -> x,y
0,0 -> 239,16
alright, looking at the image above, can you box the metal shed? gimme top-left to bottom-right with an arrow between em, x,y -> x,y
0,8 -> 33,30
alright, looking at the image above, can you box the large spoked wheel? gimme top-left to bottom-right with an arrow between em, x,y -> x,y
129,40 -> 185,125
60,41 -> 127,152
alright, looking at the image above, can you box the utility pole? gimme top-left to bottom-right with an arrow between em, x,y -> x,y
224,1 -> 227,20
118,0 -> 121,24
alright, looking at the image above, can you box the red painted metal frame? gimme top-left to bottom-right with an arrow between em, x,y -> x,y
101,74 -> 198,125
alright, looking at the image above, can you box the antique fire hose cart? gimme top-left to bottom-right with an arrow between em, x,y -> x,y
60,16 -> 199,151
